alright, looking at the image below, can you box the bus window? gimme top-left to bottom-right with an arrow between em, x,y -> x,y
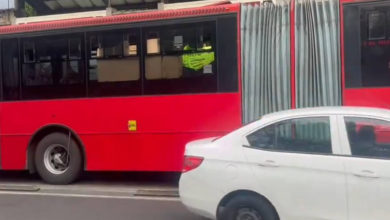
368,11 -> 386,40
2,39 -> 20,101
144,21 -> 218,95
344,4 -> 390,88
217,16 -> 238,93
88,29 -> 141,97
21,34 -> 85,100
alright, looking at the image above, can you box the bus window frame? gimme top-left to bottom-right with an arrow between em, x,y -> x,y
19,33 -> 87,100
86,28 -> 143,98
341,0 -> 390,90
0,13 -> 239,102
142,20 -> 219,95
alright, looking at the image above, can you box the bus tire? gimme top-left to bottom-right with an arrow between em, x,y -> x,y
35,132 -> 82,184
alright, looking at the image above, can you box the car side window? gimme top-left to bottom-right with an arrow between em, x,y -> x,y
247,117 -> 332,154
345,117 -> 390,159
246,124 -> 276,150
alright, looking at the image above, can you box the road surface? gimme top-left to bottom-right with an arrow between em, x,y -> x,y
0,193 -> 204,220
0,171 -> 206,220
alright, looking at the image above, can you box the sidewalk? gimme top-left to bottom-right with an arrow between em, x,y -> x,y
0,171 -> 180,198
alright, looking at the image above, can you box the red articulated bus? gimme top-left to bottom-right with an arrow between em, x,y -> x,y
1,0 -> 389,184
0,4 -> 242,184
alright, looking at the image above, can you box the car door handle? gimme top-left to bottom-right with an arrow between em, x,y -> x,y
257,160 -> 279,168
353,170 -> 379,179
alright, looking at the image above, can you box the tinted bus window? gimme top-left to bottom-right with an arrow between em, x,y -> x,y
1,17 -> 238,101
21,34 -> 85,100
88,29 -> 141,97
143,21 -> 218,95
2,39 -> 20,101
217,16 -> 238,92
344,4 -> 390,88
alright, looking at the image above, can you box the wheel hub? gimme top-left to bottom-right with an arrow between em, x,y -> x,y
43,144 -> 70,175
53,153 -> 65,165
236,208 -> 262,220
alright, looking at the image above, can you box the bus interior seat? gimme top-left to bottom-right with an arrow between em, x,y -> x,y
145,56 -> 162,80
162,56 -> 183,79
97,58 -> 140,82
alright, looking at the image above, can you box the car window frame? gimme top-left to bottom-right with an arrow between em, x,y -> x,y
242,114 -> 342,156
337,114 -> 390,160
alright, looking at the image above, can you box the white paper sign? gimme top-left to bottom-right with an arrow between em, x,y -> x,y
174,36 -> 183,49
203,65 -> 213,74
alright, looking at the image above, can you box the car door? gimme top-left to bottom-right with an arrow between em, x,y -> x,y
338,116 -> 390,220
242,115 -> 348,220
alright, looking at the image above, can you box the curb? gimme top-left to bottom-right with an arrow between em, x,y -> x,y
0,185 -> 40,192
134,189 -> 179,197
0,184 -> 179,198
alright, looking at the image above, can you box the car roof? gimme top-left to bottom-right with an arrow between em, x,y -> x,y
261,106 -> 390,121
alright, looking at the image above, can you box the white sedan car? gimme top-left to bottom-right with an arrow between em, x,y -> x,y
179,107 -> 390,220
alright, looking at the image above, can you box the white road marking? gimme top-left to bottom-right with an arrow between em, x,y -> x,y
0,190 -> 180,202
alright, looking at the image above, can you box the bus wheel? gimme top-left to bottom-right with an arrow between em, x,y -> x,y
35,132 -> 82,184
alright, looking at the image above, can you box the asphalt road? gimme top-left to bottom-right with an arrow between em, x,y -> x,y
0,193 -> 205,220
0,171 -> 206,220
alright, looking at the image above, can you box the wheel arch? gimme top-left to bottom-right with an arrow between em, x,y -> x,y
217,189 -> 280,220
26,124 -> 87,173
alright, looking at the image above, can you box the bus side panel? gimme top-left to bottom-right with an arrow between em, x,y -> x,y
81,132 -> 222,171
0,100 -> 30,170
344,88 -> 390,109
0,136 -> 29,170
0,93 -> 241,170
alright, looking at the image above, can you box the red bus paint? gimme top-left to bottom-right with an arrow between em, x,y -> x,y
237,4 -> 243,121
1,93 -> 241,170
343,88 -> 390,109
339,0 -> 346,106
0,4 -> 242,171
290,0 -> 296,109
